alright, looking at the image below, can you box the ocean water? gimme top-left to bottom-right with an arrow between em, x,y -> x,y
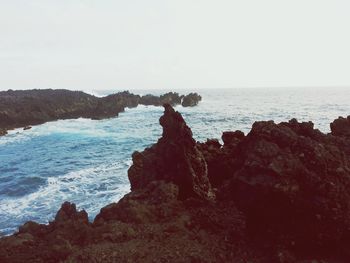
1,87 -> 350,235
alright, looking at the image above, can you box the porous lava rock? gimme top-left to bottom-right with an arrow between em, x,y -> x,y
128,104 -> 215,200
2,106 -> 350,262
139,92 -> 183,106
219,118 -> 350,256
331,116 -> 350,137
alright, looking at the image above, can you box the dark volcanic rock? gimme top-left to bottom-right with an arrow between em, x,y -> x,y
0,89 -> 201,134
222,130 -> 245,146
0,202 -> 92,263
139,94 -> 160,106
198,137 -> 243,188
220,118 -> 350,256
330,116 -> 350,137
139,92 -> 182,106
128,104 -> 215,200
0,128 -> 7,136
95,181 -> 181,224
2,107 -> 350,262
54,202 -> 89,225
181,92 -> 202,107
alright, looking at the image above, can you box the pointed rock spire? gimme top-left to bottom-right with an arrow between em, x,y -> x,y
128,104 -> 214,200
159,103 -> 195,145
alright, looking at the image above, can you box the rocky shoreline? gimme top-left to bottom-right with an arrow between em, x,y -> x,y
1,105 -> 350,262
0,89 -> 201,135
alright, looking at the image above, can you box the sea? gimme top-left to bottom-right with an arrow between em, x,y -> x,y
1,87 -> 350,235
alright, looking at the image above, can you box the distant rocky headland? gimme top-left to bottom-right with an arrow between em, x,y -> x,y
0,89 -> 202,135
1,105 -> 350,262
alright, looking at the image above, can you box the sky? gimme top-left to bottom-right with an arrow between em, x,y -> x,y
0,0 -> 349,91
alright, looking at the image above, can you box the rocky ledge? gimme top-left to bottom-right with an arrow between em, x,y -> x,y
1,106 -> 350,262
0,89 -> 201,135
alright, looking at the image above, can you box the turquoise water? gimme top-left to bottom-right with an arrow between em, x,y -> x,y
1,88 -> 350,235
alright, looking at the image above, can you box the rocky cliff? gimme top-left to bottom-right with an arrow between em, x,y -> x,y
1,106 -> 350,262
0,89 -> 201,135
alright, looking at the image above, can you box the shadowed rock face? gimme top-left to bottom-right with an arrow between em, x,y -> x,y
0,89 -> 201,135
128,104 -> 215,200
331,116 -> 350,137
1,106 -> 350,262
219,119 -> 350,255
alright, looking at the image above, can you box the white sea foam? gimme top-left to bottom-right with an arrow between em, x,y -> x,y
0,163 -> 130,225
0,127 -> 34,146
82,89 -> 106,97
0,118 -> 121,147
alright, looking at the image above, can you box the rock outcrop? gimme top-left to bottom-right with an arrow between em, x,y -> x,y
218,119 -> 350,256
1,106 -> 350,262
128,104 -> 215,200
0,202 -> 91,263
0,89 -> 201,135
181,93 -> 202,107
331,116 -> 350,137
139,92 -> 183,106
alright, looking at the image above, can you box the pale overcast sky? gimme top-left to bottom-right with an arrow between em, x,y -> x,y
0,0 -> 349,90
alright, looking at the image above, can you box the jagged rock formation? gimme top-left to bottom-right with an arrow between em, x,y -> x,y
181,92 -> 202,107
0,89 -> 201,135
218,118 -> 350,256
1,107 -> 350,262
0,202 -> 91,262
128,104 -> 215,200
